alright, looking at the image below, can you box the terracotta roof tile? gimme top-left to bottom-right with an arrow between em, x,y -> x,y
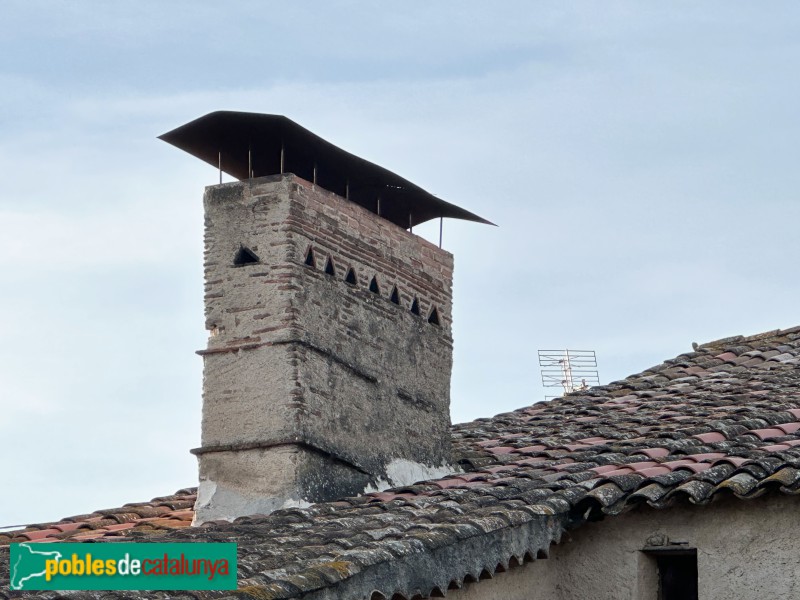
635,466 -> 673,477
777,422 -> 800,434
713,456 -> 750,467
693,432 -> 727,443
486,446 -> 517,455
683,452 -> 726,462
14,529 -> 61,542
50,522 -> 82,533
627,461 -> 659,472
748,428 -> 788,440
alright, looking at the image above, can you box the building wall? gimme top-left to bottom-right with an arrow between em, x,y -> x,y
445,493 -> 800,600
195,174 -> 456,523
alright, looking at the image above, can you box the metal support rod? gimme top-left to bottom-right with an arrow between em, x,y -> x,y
439,217 -> 443,248
377,196 -> 381,216
218,151 -> 222,184
248,147 -> 252,180
313,163 -> 317,185
345,180 -> 349,200
409,211 -> 413,233
280,143 -> 284,174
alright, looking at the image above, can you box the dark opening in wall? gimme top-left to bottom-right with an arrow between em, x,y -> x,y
324,257 -> 336,276
657,553 -> 697,600
643,547 -> 697,600
304,247 -> 316,268
369,276 -> 380,294
428,307 -> 441,326
345,267 -> 358,286
390,286 -> 400,305
233,246 -> 260,266
410,297 -> 421,316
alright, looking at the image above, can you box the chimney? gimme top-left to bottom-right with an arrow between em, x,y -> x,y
159,112 -> 491,524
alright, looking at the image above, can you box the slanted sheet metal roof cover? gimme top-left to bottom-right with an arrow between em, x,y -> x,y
159,111 -> 493,229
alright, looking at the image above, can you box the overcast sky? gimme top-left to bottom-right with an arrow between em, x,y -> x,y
2,1 -> 800,526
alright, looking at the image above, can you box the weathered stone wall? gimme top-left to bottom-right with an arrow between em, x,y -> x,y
194,174 -> 455,523
443,493 -> 800,600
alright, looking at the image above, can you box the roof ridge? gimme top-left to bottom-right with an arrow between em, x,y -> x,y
696,325 -> 800,351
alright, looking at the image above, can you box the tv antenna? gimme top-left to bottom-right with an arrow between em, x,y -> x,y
538,349 -> 600,399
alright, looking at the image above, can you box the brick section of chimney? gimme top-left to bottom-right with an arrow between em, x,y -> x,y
192,174 -> 455,524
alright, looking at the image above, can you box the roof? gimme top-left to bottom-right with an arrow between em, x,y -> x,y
158,111 -> 493,229
4,325 -> 800,599
0,489 -> 196,545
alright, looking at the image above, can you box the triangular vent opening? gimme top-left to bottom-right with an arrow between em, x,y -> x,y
304,247 -> 316,267
410,297 -> 421,316
428,307 -> 441,326
234,246 -> 260,266
324,257 -> 336,276
345,267 -> 358,286
369,276 -> 380,294
390,286 -> 400,305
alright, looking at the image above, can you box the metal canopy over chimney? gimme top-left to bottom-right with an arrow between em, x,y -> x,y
159,111 -> 493,231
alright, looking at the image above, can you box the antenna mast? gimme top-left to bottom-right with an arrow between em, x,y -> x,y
538,349 -> 600,399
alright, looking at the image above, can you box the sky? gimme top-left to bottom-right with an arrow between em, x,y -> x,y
2,1 -> 800,526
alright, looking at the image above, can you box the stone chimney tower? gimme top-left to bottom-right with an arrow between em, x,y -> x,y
160,112 -> 491,524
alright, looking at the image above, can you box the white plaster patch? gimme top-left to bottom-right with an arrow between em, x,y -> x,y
195,480 -> 217,511
364,459 -> 461,494
193,478 -> 311,525
193,479 -> 219,526
386,458 -> 460,486
280,498 -> 312,510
